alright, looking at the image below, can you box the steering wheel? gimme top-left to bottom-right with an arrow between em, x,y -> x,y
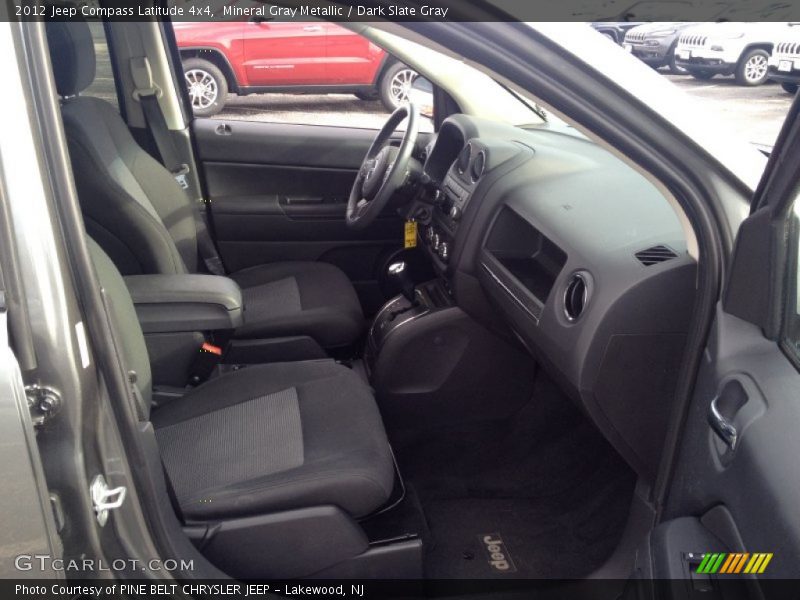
346,103 -> 419,230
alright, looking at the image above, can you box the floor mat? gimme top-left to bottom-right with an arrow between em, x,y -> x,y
390,372 -> 637,579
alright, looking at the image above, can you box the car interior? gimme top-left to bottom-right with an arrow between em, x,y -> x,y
43,16 -> 702,580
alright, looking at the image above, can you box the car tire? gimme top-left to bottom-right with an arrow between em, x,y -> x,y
379,63 -> 418,112
781,82 -> 799,94
735,48 -> 770,86
688,68 -> 715,80
183,58 -> 228,117
668,43 -> 687,74
355,90 -> 379,101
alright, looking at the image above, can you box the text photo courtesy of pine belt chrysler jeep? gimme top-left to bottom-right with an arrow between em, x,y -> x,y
173,20 -> 418,116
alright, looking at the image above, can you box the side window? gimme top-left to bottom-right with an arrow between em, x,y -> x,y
83,21 -> 119,111
174,20 -> 430,130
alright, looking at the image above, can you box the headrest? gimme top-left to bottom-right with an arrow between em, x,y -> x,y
45,20 -> 96,97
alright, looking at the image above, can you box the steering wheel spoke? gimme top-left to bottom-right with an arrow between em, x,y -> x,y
346,104 -> 419,231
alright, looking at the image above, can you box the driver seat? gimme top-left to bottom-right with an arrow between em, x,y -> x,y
46,21 -> 364,350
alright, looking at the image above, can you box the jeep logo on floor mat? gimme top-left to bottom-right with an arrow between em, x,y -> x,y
479,533 -> 517,573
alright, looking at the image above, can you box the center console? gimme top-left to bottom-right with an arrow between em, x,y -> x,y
419,141 -> 486,272
365,274 -> 534,433
126,273 -> 327,392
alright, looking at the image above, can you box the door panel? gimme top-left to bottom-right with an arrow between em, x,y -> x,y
242,21 -> 327,86
193,118 -> 408,313
649,96 -> 800,587
656,309 -> 800,580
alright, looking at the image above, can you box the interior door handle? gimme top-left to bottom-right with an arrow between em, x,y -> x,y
709,395 -> 738,450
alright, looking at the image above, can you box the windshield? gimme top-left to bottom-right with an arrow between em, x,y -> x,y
715,2 -> 795,20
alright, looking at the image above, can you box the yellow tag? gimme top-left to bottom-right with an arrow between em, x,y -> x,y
404,220 -> 418,249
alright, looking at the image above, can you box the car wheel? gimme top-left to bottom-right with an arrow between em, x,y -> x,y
668,43 -> 687,74
781,82 -> 799,94
354,90 -> 379,101
735,49 -> 770,86
379,63 -> 418,112
183,58 -> 228,117
688,68 -> 715,80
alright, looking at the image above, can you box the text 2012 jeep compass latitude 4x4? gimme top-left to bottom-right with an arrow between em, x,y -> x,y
174,21 -> 418,116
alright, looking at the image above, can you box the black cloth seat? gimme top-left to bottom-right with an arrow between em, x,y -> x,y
46,21 -> 364,350
153,361 -> 394,520
231,262 -> 364,349
90,239 -> 394,522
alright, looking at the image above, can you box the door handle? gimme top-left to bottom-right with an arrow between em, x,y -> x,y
709,395 -> 738,450
303,25 -> 323,32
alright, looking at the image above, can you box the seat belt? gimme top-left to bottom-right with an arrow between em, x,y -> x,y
130,57 -> 225,276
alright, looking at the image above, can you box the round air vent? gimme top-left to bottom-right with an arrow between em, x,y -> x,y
456,143 -> 472,174
563,273 -> 588,322
471,151 -> 486,182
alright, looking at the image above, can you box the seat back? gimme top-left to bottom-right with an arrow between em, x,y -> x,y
46,21 -> 198,276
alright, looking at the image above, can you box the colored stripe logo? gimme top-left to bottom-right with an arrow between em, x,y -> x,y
696,552 -> 773,574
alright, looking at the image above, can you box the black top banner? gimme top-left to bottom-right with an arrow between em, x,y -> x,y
4,0 -> 800,22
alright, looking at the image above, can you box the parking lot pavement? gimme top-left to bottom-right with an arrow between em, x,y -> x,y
214,72 -> 794,147
664,73 -> 794,146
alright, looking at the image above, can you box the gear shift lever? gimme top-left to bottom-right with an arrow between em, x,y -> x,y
388,261 -> 417,304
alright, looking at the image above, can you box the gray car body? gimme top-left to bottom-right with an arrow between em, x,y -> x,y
623,22 -> 698,68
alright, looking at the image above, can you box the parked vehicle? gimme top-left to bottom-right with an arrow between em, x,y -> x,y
623,22 -> 698,73
174,21 -> 418,116
674,22 -> 792,85
591,20 -> 643,45
621,4 -> 731,73
768,28 -> 800,94
590,0 -> 697,44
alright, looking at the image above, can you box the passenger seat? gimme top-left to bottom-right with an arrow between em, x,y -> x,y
89,238 -> 394,576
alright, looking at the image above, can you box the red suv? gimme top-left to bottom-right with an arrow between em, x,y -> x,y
173,21 -> 418,117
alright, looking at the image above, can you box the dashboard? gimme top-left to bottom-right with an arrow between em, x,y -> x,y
410,114 -> 697,480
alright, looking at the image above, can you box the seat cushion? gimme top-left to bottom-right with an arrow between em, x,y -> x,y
230,262 -> 364,349
152,361 -> 393,521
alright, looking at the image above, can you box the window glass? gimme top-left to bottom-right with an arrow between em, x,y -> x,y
83,21 -> 119,110
174,20 -> 432,131
784,199 -> 800,359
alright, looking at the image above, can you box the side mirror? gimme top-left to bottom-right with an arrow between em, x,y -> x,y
408,77 -> 434,119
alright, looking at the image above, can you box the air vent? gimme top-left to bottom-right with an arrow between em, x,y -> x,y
471,151 -> 486,182
635,245 -> 678,266
564,273 -> 587,322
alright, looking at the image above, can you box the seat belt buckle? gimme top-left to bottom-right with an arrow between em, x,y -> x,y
188,342 -> 224,386
172,164 -> 190,190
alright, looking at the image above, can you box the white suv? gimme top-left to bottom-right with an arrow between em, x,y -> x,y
674,22 -> 791,85
768,28 -> 800,94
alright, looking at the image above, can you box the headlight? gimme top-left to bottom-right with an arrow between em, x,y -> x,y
648,29 -> 677,38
